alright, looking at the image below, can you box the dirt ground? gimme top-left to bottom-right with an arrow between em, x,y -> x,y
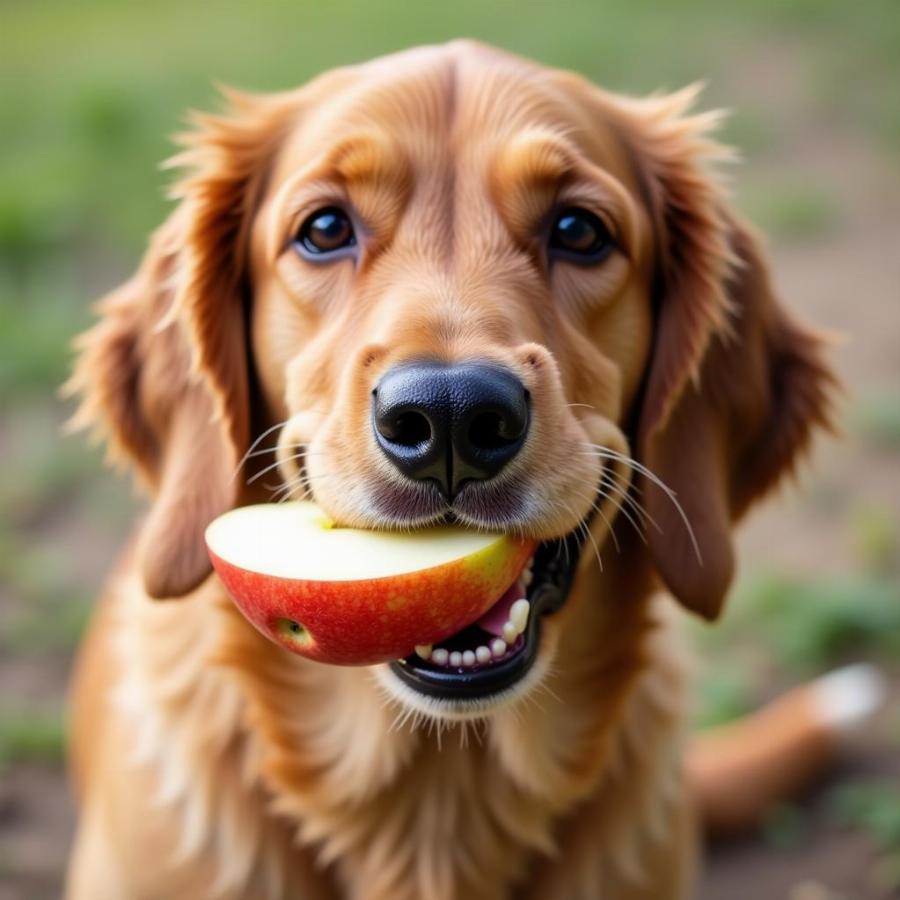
1,35 -> 899,900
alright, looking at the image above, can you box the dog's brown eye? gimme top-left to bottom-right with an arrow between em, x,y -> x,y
549,208 -> 614,263
296,207 -> 356,258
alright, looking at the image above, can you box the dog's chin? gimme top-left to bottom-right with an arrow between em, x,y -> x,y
374,625 -> 559,722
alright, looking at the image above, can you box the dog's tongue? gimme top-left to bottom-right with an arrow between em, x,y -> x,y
476,580 -> 525,637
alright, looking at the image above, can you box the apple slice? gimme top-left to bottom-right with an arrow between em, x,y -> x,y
205,502 -> 536,665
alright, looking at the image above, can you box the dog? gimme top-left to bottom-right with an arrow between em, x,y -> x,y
64,40 -> 835,899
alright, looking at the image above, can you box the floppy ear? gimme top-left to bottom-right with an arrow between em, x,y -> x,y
622,88 -> 837,620
66,90 -> 290,598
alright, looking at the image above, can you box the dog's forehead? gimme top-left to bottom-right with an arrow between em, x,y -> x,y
270,43 -> 635,189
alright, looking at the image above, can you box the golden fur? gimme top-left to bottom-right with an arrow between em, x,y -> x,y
65,41 -> 835,899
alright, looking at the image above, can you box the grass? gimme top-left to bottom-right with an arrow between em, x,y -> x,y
0,403 -> 133,653
0,410 -> 106,522
735,178 -> 841,241
0,709 -> 66,769
0,529 -> 93,648
828,780 -> 900,893
694,568 -> 900,688
693,498 -> 900,726
854,387 -> 900,452
851,503 -> 899,576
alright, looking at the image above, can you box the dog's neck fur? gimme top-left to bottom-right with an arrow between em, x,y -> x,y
115,532 -> 691,900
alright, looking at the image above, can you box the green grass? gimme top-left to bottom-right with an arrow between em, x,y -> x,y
828,780 -> 900,893
851,503 -> 899,576
761,803 -> 809,850
693,667 -> 756,729
854,387 -> 900,452
724,571 -> 900,674
692,563 -> 900,726
0,530 -> 84,612
1,599 -> 92,655
0,411 -> 105,520
736,178 -> 841,241
0,709 -> 66,769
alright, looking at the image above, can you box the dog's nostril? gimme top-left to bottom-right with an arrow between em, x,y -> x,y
468,411 -> 521,451
382,410 -> 432,447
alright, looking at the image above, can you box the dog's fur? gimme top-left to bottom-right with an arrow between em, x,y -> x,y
65,42 -> 835,899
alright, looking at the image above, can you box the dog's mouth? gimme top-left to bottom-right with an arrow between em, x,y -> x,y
388,530 -> 584,700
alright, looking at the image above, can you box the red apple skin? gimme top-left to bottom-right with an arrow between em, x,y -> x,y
208,538 -> 535,666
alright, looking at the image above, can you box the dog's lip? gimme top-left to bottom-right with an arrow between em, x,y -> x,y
387,531 -> 584,700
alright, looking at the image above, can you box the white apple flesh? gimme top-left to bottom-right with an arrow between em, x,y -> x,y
205,502 -> 536,665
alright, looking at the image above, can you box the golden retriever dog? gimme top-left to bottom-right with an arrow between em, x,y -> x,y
65,41 -> 835,899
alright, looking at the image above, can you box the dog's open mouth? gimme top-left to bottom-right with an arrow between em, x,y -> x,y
389,531 -> 584,699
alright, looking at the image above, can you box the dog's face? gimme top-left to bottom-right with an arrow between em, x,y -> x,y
247,46 -> 659,713
251,49 -> 651,538
70,42 -> 833,718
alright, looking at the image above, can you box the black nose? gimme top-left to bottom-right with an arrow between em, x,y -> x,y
372,362 -> 529,499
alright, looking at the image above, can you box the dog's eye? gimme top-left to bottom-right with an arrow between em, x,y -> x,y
295,207 -> 356,257
548,208 -> 614,263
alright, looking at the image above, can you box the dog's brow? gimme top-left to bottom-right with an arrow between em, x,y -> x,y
495,132 -> 575,185
491,130 -> 641,255
327,133 -> 408,187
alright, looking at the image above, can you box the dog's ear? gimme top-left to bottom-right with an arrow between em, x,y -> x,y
618,88 -> 837,620
65,90 -> 291,598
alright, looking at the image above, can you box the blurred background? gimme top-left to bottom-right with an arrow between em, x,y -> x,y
1,1 -> 898,897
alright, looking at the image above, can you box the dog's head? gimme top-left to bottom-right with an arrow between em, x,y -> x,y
69,42 -> 834,716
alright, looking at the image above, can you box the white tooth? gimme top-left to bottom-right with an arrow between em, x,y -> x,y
432,648 -> 449,665
490,638 -> 507,658
415,644 -> 432,660
462,650 -> 476,667
502,621 -> 519,644
510,599 -> 530,633
449,651 -> 463,668
521,569 -> 533,586
476,646 -> 492,664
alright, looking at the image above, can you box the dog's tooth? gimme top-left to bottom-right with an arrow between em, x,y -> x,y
449,651 -> 463,668
475,645 -> 492,664
490,638 -> 507,658
431,648 -> 449,666
521,569 -> 533,586
415,644 -> 432,661
462,650 -> 476,667
510,599 -> 530,633
502,621 -> 518,644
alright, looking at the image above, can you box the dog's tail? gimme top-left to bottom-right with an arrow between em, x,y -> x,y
686,663 -> 887,833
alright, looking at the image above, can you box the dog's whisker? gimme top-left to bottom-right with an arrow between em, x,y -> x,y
582,515 -> 609,568
269,468 -> 341,503
581,443 -> 701,564
592,489 -> 647,546
246,450 -> 307,487
567,494 -> 613,563
273,471 -> 342,504
591,472 -> 652,544
599,468 -> 659,533
597,472 -> 648,530
242,441 -> 306,461
563,498 -> 606,563
231,420 -> 289,482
